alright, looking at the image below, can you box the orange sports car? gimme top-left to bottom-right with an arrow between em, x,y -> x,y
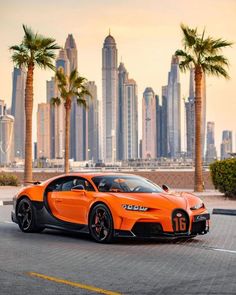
11,173 -> 210,243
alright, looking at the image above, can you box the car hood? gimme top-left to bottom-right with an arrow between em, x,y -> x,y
107,191 -> 192,210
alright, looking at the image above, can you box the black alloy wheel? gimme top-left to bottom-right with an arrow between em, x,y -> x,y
89,204 -> 114,243
17,198 -> 44,233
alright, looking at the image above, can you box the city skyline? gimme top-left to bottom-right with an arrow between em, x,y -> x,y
1,0 -> 236,155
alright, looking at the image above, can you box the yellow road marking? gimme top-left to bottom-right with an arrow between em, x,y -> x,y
28,272 -> 122,295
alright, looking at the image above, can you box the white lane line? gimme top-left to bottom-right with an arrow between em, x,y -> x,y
213,248 -> 236,254
4,221 -> 14,224
0,201 -> 3,206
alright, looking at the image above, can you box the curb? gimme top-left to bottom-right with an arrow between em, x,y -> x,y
0,200 -> 13,206
212,208 -> 236,216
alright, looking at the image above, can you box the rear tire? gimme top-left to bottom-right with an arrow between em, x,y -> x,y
16,198 -> 44,233
89,204 -> 114,243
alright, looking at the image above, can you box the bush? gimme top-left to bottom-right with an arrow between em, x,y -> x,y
210,158 -> 236,198
0,173 -> 19,186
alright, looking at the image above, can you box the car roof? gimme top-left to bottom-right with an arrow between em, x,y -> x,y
58,172 -> 138,178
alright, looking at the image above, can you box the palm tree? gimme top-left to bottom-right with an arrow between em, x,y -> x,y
175,24 -> 232,192
10,25 -> 60,184
51,68 -> 91,174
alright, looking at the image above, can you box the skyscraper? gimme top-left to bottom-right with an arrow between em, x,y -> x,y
156,95 -> 162,157
160,86 -> 168,157
0,107 -> 14,165
11,67 -> 26,159
205,121 -> 217,164
54,49 -> 69,159
185,68 -> 206,159
117,62 -> 128,160
46,78 -> 55,159
65,34 -> 77,71
37,103 -> 51,159
166,56 -> 181,158
102,33 -> 118,163
0,99 -> 6,116
123,78 -> 138,160
142,87 -> 156,159
118,62 -> 138,160
221,130 -> 232,159
65,34 -> 85,161
86,81 -> 99,162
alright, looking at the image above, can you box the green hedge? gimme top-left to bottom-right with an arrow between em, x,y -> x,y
0,173 -> 19,186
210,158 -> 236,198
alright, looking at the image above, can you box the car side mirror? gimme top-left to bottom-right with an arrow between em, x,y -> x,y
162,184 -> 170,193
71,184 -> 85,191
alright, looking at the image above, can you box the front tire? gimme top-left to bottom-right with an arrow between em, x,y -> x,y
16,198 -> 44,233
89,204 -> 114,243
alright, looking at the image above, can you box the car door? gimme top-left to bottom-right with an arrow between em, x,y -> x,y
47,176 -> 95,224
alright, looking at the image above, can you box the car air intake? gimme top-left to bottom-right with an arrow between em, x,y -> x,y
131,222 -> 163,237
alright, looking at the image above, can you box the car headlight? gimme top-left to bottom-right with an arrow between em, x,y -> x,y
190,203 -> 205,210
122,204 -> 148,212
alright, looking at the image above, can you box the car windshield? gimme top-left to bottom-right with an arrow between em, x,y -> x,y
92,175 -> 163,193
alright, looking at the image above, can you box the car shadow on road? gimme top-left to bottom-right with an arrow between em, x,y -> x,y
39,229 -> 203,247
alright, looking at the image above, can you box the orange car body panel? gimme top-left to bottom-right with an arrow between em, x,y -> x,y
15,173 -> 209,234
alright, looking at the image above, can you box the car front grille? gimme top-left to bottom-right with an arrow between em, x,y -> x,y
172,209 -> 190,233
131,222 -> 163,237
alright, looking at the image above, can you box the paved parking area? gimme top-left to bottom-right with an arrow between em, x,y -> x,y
0,203 -> 235,295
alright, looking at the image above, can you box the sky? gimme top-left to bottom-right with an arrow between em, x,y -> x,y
0,0 -> 235,155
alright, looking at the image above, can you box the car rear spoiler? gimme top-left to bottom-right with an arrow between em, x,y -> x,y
25,181 -> 41,185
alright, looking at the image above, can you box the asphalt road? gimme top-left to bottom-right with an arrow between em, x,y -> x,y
0,205 -> 235,295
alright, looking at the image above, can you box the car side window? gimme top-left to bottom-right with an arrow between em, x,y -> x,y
46,177 -> 74,193
71,177 -> 95,192
46,176 -> 95,193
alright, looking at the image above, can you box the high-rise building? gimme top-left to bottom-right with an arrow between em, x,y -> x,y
185,68 -> 206,159
117,62 -> 128,160
205,121 -> 217,163
142,87 -> 156,159
156,95 -> 162,157
166,56 -> 181,158
160,86 -> 168,157
123,78 -> 138,160
221,130 -> 232,159
0,106 -> 14,165
118,62 -> 138,160
102,33 -> 118,163
65,34 -> 85,161
37,103 -> 51,159
46,78 -> 55,159
65,34 -> 77,71
11,67 -> 26,159
53,49 -> 69,159
86,81 -> 99,162
0,99 -> 6,116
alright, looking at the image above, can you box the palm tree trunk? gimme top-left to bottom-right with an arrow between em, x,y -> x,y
24,63 -> 34,184
64,102 -> 71,174
194,66 -> 203,192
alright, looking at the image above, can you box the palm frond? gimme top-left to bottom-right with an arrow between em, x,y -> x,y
180,23 -> 198,49
50,97 -> 61,106
176,24 -> 232,80
76,97 -> 88,109
55,68 -> 67,86
35,50 -> 57,70
211,38 -> 233,51
175,49 -> 195,72
202,63 -> 230,79
69,69 -> 77,84
204,55 -> 229,67
22,24 -> 34,44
